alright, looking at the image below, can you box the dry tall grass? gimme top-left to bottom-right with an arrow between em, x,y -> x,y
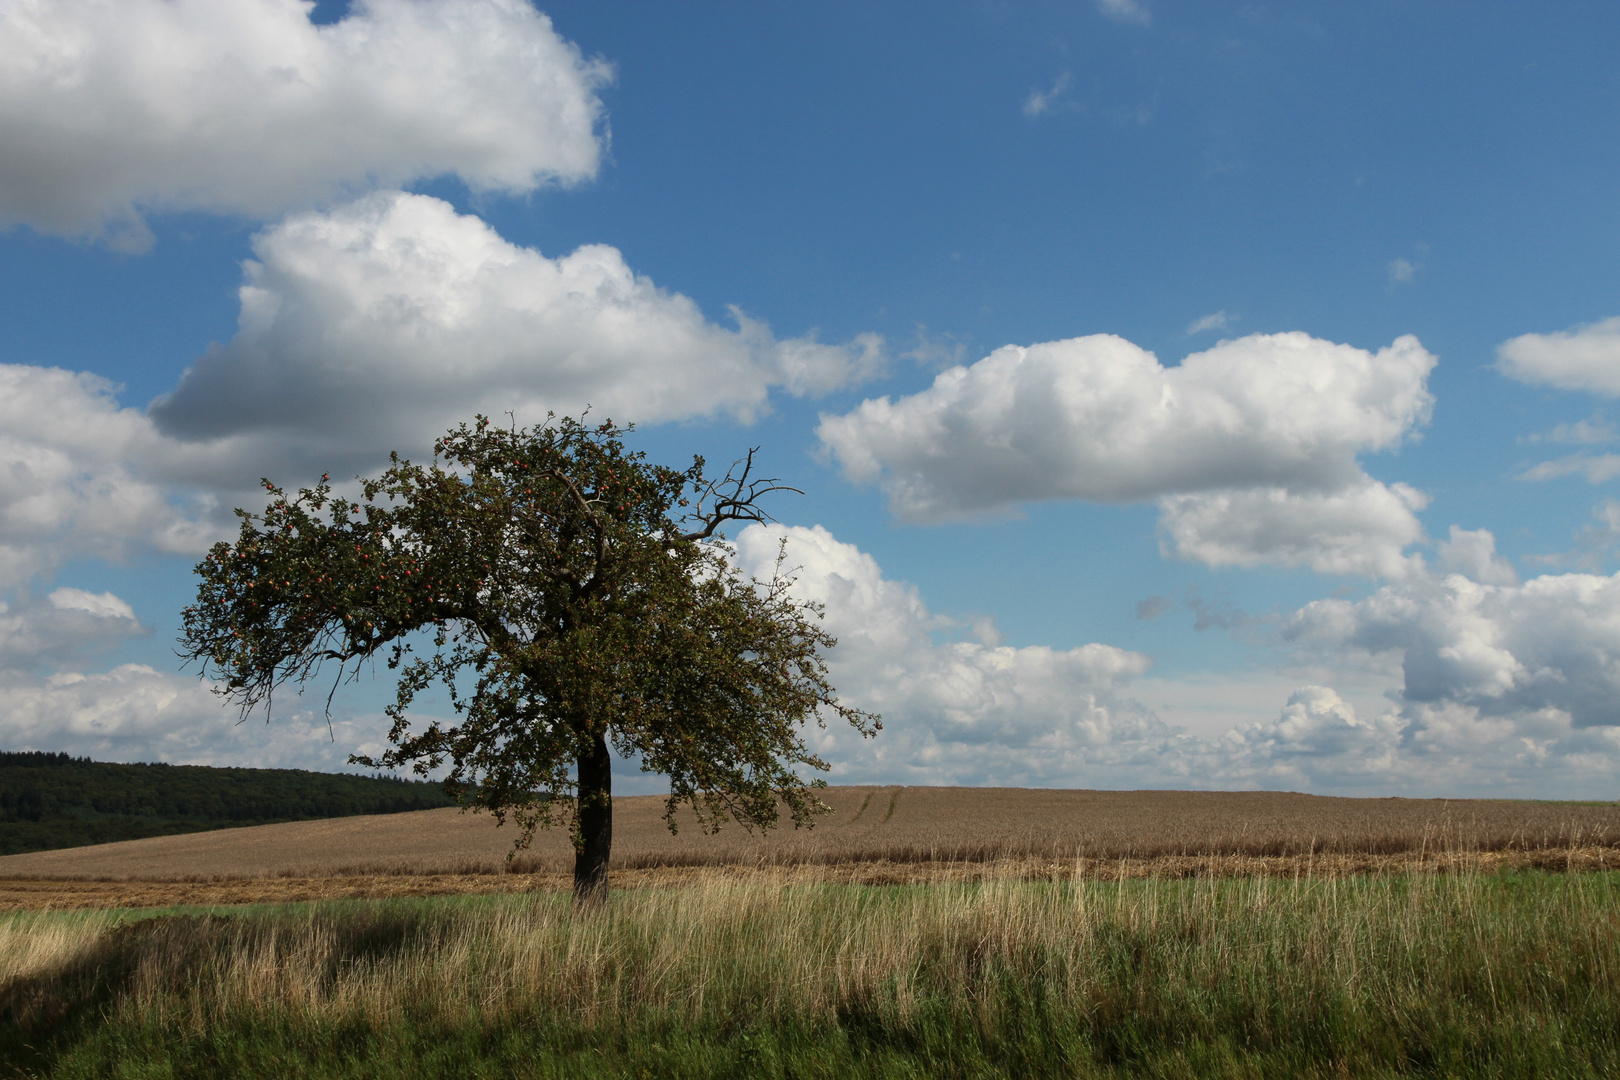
4,872 -> 1618,1053
4,870 -> 1619,1075
0,910 -> 115,986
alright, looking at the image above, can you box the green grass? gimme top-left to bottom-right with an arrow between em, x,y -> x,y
3,869 -> 1618,1078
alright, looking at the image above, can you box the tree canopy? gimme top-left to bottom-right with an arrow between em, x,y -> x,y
180,415 -> 879,900
0,753 -> 454,856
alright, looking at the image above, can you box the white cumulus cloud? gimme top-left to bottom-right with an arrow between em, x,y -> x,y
819,332 -> 1434,516
148,192 -> 884,470
0,0 -> 610,250
1285,560 -> 1620,729
719,523 -> 1620,796
0,364 -> 224,590
1435,525 -> 1519,587
0,589 -> 145,671
1204,686 -> 1405,791
818,330 -> 1435,575
1158,479 -> 1430,579
730,523 -> 1174,787
1497,316 -> 1620,397
47,587 -> 136,620
1259,552 -> 1620,795
0,664 -> 392,770
1,194 -> 885,611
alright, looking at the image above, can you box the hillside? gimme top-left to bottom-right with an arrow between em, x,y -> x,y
0,752 -> 456,856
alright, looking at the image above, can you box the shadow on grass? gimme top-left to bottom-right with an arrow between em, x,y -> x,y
0,907 -> 439,1078
1,915 -> 219,1076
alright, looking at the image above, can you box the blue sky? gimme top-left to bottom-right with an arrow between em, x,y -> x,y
3,0 -> 1619,797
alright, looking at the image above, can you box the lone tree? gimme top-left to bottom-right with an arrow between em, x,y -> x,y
179,415 -> 878,902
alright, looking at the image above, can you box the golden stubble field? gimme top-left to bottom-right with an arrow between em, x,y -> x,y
2,786 -> 1617,909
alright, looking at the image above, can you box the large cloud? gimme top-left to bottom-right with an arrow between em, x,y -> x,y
2,192 -> 883,611
1158,479 -> 1430,578
0,580 -> 389,769
8,518 -> 1620,794
721,523 -> 1620,796
819,332 -> 1435,513
1497,317 -> 1620,396
0,0 -> 609,250
0,522 -> 1166,779
149,192 -> 883,468
0,664 -> 392,770
818,331 -> 1435,575
730,523 -> 1177,786
1203,686 -> 1406,792
0,364 -> 223,589
0,588 -> 145,671
1162,536 -> 1620,796
1285,559 -> 1620,729
1187,682 -> 1620,798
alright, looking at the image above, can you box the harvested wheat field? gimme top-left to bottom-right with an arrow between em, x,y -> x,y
2,785 -> 1617,909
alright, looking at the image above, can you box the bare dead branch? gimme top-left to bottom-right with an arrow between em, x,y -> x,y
680,447 -> 803,541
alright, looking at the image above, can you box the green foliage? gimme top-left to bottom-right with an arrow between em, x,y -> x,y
0,752 -> 456,856
179,415 -> 878,871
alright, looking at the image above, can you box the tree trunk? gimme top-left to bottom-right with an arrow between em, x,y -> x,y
573,731 -> 613,905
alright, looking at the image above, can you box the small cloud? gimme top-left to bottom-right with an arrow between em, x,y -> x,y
1387,257 -> 1417,284
1528,498 -> 1620,570
1023,72 -> 1072,119
1096,0 -> 1152,26
1187,589 -> 1264,632
902,325 -> 968,371
1136,595 -> 1172,620
1497,316 -> 1620,397
1519,453 -> 1620,485
1185,310 -> 1234,336
1436,526 -> 1518,586
48,588 -> 137,621
970,616 -> 1003,647
1523,415 -> 1617,446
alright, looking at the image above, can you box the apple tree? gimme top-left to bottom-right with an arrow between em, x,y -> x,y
179,415 -> 879,902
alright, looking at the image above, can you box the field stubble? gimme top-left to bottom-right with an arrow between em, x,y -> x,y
1,786 -> 1618,910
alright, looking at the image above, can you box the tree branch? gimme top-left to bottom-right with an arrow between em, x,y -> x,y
545,468 -> 609,595
680,448 -> 802,541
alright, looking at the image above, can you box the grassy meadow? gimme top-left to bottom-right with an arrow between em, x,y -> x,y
4,867 -> 1619,1078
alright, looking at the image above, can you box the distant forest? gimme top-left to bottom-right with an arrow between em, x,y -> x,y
0,752 -> 457,856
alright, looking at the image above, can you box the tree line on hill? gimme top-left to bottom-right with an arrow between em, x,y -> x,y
0,752 -> 457,856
